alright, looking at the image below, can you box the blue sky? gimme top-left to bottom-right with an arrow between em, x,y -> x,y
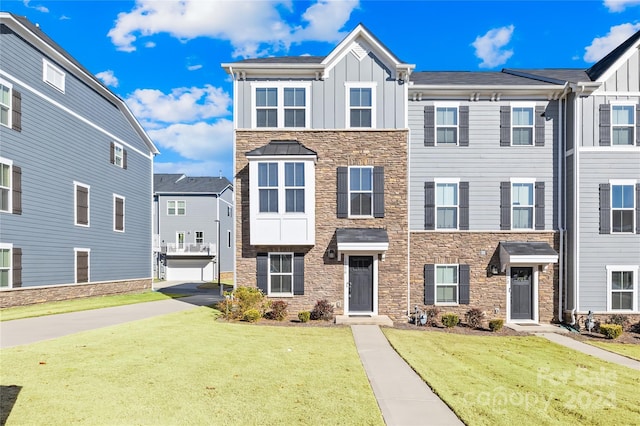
4,0 -> 640,179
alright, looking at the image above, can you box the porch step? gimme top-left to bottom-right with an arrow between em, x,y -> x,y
335,315 -> 394,327
505,323 -> 569,333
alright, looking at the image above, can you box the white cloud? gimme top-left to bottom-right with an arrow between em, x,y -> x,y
108,0 -> 358,57
187,64 -> 203,71
148,120 -> 233,160
23,0 -> 49,13
95,70 -> 119,88
125,85 -> 231,123
603,0 -> 640,12
584,23 -> 640,62
472,25 -> 515,68
154,159 -> 230,178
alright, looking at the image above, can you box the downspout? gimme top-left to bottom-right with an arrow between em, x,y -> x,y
405,81 -> 411,319
557,83 -> 570,322
573,89 -> 581,316
229,66 -> 238,291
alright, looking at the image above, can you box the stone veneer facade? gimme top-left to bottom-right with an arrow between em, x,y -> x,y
235,130 -> 409,320
410,232 -> 559,324
0,279 -> 151,308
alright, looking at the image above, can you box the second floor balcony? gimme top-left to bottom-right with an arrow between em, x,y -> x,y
161,243 -> 216,257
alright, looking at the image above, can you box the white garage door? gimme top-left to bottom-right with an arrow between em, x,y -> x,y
165,259 -> 214,281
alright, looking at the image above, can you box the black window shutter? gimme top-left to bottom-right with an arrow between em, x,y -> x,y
459,264 -> 470,305
459,181 -> 469,230
535,181 -> 545,230
424,181 -> 435,230
110,142 -> 115,164
373,166 -> 384,218
13,247 -> 22,288
599,183 -> 610,234
123,149 -> 128,169
636,184 -> 640,234
12,89 -> 21,132
256,253 -> 268,294
293,253 -> 304,295
424,264 -> 435,305
424,106 -> 435,146
459,106 -> 469,146
500,182 -> 511,230
535,106 -> 545,146
337,167 -> 348,218
599,104 -> 611,146
12,166 -> 22,215
500,106 -> 510,146
636,105 -> 640,146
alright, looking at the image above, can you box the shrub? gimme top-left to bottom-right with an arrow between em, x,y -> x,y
441,313 -> 459,328
489,319 -> 504,332
216,287 -> 268,320
599,324 -> 623,339
425,307 -> 440,327
310,299 -> 334,321
298,311 -> 311,323
264,300 -> 289,321
243,309 -> 261,323
630,321 -> 640,334
465,308 -> 484,329
606,314 -> 629,328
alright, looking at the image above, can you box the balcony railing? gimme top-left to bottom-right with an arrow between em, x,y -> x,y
161,243 -> 216,256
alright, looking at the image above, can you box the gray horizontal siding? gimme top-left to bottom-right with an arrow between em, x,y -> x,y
409,100 -> 558,231
578,94 -> 640,148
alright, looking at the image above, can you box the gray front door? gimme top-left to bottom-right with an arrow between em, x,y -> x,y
510,267 -> 533,320
349,256 -> 373,312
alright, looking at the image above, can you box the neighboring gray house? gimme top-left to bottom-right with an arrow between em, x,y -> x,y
0,13 -> 158,306
153,174 -> 234,282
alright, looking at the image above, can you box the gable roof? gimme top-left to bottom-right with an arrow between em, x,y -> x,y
0,12 -> 159,156
586,30 -> 640,81
154,174 -> 232,194
246,140 -> 317,157
412,71 -> 555,86
502,69 -> 589,84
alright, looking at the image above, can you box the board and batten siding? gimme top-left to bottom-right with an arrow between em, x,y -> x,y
577,94 -> 640,148
234,50 -> 406,130
576,151 -> 640,311
599,48 -> 640,93
1,32 -> 153,287
408,100 -> 558,231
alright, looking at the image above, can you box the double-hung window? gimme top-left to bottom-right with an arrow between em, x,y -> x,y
611,105 -> 635,146
167,200 -> 186,216
607,266 -> 638,311
611,183 -> 634,233
0,159 -> 11,213
512,106 -> 534,145
436,107 -> 458,144
349,166 -> 373,216
258,163 -> 278,213
512,181 -> 534,229
113,143 -> 124,168
436,181 -> 458,229
285,163 -> 304,213
436,264 -> 458,304
0,81 -> 11,128
269,253 -> 293,295
195,231 -> 204,244
253,84 -> 309,128
284,88 -> 306,127
256,88 -> 277,127
0,244 -> 11,288
347,83 -> 375,128
43,59 -> 65,93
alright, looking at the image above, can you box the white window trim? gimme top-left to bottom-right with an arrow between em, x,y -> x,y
435,263 -> 459,306
606,265 -> 639,312
0,78 -> 13,129
434,178 -> 460,230
176,232 -> 185,250
0,243 -> 13,289
167,200 -> 186,216
74,248 -> 90,284
113,142 -> 124,168
0,157 -> 13,213
609,101 -> 637,146
268,252 -> 294,297
434,102 -> 460,146
42,58 -> 65,93
510,177 -> 536,230
510,102 -> 536,146
74,181 -> 90,227
609,179 -> 637,234
345,82 -> 377,129
348,165 -> 374,218
113,194 -> 125,233
257,162 -> 279,214
256,161 -> 309,216
250,82 -> 311,129
284,162 -> 305,213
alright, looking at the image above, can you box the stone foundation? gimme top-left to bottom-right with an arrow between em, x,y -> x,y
0,278 -> 152,308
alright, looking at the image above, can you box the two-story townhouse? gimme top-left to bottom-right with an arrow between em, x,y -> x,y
0,13 -> 158,306
223,24 -> 414,321
153,173 -> 234,283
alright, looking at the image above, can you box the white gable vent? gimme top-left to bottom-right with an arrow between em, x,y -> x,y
350,41 -> 370,61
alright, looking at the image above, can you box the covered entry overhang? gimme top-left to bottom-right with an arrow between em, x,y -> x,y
499,241 -> 558,272
336,228 -> 389,260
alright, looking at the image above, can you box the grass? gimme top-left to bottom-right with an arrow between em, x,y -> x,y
1,308 -> 383,425
384,328 -> 640,426
586,340 -> 640,361
0,291 -> 186,322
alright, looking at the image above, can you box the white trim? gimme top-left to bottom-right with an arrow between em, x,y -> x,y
578,146 -> 640,152
42,58 -> 65,93
434,264 -> 460,306
0,78 -> 13,129
0,243 -> 13,289
167,200 -> 186,216
608,101 -> 637,146
345,82 -> 377,129
434,178 -> 460,231
594,38 -> 640,83
609,179 -> 637,234
343,254 -> 379,315
433,102 -> 460,146
73,181 -> 90,227
113,194 -> 125,233
113,142 -> 125,168
510,102 -> 536,146
347,165 -> 374,218
267,252 -> 294,297
73,247 -> 91,284
606,265 -> 639,312
0,157 -> 13,213
509,178 -> 536,230
250,82 -> 311,129
506,265 -> 539,323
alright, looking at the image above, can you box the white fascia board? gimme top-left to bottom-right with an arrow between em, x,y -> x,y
337,242 -> 389,253
594,39 -> 640,83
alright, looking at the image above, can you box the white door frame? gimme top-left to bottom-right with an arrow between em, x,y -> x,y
342,253 -> 379,316
506,264 -> 539,324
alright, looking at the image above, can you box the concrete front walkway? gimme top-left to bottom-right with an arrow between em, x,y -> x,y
351,325 -> 464,426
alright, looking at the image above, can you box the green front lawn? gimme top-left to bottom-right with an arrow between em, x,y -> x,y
384,329 -> 640,425
1,308 -> 382,425
586,340 -> 640,361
